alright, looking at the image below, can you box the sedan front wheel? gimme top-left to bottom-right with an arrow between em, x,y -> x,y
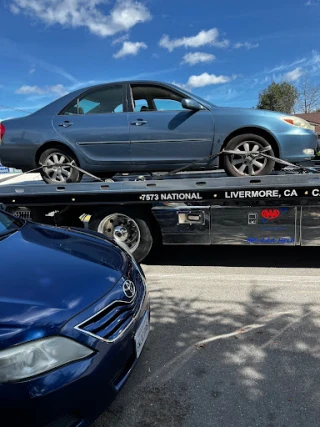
224,134 -> 275,177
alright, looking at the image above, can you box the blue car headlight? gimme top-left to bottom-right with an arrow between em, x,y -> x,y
279,116 -> 316,131
0,336 -> 93,382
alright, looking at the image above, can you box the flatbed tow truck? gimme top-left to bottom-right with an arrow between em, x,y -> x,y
1,153 -> 320,262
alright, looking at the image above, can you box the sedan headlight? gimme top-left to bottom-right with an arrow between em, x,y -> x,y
0,337 -> 93,382
279,116 -> 316,131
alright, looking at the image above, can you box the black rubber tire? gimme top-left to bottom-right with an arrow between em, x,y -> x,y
89,207 -> 154,263
224,134 -> 275,177
39,147 -> 82,184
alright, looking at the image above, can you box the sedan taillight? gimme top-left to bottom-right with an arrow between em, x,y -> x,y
0,123 -> 5,142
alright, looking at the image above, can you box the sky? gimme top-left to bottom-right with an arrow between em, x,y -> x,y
0,0 -> 320,121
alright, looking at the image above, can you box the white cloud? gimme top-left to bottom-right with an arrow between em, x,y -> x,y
10,0 -> 152,38
311,50 -> 320,64
29,68 -> 35,74
187,72 -> 235,88
159,28 -> 229,52
283,67 -> 304,81
112,34 -> 129,45
0,37 -> 78,83
182,52 -> 215,66
171,81 -> 185,88
113,41 -> 147,58
305,0 -> 319,5
15,84 -> 67,96
269,58 -> 307,73
234,42 -> 259,49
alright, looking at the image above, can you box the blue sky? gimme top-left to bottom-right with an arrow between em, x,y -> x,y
0,0 -> 320,121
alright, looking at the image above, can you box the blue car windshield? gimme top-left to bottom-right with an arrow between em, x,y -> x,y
0,211 -> 24,239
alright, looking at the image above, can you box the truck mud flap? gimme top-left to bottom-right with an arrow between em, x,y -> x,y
210,206 -> 297,246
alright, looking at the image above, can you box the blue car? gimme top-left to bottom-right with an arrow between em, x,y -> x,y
0,208 -> 150,426
0,80 -> 317,183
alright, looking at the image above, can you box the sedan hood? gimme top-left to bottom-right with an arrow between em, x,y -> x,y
0,223 -> 129,349
212,106 -> 284,118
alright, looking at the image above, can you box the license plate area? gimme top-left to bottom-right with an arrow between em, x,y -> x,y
134,311 -> 149,358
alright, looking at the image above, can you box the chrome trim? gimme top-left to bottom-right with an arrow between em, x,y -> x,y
178,210 -> 206,225
152,205 -> 211,210
131,138 -> 211,143
77,138 -> 211,146
77,141 -> 130,146
74,285 -> 146,344
123,280 -> 136,299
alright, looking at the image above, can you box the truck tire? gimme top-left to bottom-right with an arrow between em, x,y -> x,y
39,147 -> 82,184
224,134 -> 275,177
89,207 -> 154,263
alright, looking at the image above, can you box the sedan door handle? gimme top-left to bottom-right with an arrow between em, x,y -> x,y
131,119 -> 147,126
59,121 -> 73,128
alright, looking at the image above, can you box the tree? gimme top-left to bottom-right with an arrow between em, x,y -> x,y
296,74 -> 320,113
257,81 -> 299,114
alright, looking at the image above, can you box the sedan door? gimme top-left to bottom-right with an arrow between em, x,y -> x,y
52,84 -> 130,168
128,84 -> 214,169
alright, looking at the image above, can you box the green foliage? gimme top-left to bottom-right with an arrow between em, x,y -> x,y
257,82 -> 299,114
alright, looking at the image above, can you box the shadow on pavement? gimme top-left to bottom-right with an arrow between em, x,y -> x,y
145,244 -> 319,269
94,280 -> 320,427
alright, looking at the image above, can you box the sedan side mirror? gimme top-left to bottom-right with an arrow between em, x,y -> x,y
181,98 -> 202,111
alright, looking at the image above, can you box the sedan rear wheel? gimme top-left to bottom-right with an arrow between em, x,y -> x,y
224,134 -> 275,177
39,148 -> 82,184
98,213 -> 141,253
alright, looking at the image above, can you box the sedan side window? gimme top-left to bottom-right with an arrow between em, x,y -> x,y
154,99 -> 184,111
134,99 -> 149,112
131,85 -> 188,112
61,85 -> 123,115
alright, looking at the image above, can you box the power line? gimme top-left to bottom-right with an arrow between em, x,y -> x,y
0,104 -> 32,114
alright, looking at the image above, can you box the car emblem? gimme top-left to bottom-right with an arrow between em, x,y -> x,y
123,280 -> 136,299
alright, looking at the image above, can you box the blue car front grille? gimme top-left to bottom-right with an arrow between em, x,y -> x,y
75,277 -> 145,343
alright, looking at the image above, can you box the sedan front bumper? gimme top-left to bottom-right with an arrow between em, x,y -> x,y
0,288 -> 150,427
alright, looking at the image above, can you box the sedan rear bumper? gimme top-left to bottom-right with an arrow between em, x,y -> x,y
0,143 -> 38,171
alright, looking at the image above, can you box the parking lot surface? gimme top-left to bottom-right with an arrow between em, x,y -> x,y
94,245 -> 320,427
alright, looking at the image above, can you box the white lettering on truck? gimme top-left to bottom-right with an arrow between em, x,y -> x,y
225,190 -> 279,199
284,189 -> 298,197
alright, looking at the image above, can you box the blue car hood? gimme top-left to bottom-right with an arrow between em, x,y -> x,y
211,105 -> 285,118
0,223 -> 129,349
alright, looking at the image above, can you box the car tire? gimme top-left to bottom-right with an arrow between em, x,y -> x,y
89,207 -> 154,263
224,134 -> 275,177
39,148 -> 82,184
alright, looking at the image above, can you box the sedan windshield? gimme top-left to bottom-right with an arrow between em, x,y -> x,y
0,211 -> 24,239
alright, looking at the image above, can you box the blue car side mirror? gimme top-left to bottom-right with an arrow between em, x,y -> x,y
181,98 -> 202,111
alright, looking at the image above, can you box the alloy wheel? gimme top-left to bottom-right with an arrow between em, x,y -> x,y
43,153 -> 73,183
230,141 -> 268,176
98,213 -> 141,253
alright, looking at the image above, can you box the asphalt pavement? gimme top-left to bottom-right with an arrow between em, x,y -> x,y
94,244 -> 320,427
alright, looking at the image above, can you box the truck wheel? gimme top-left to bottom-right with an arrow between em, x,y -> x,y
224,134 -> 275,177
39,148 -> 82,184
89,208 -> 154,263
